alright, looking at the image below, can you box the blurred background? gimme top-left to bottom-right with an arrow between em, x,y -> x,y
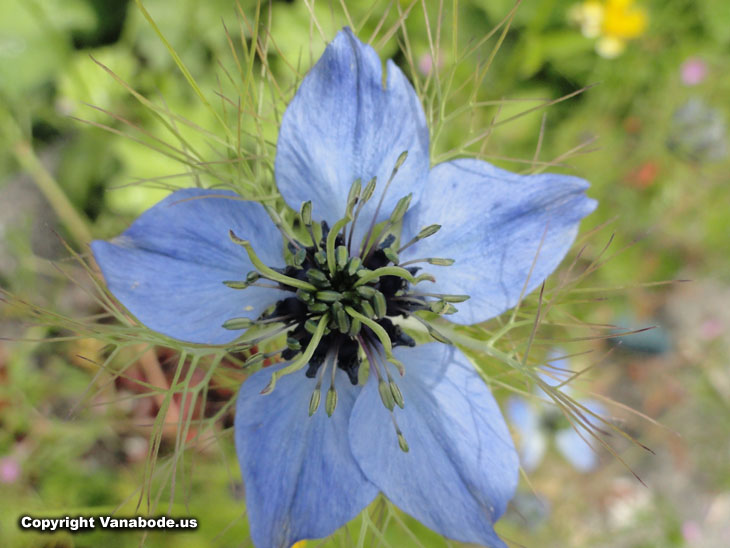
1,0 -> 729,546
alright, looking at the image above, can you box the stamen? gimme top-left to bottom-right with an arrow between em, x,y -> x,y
347,176 -> 377,253
362,193 -> 412,260
378,352 -> 405,410
336,245 -> 349,270
325,349 -> 339,417
346,256 -> 362,275
429,301 -> 458,315
230,231 -> 318,292
223,280 -> 283,290
345,306 -> 404,375
378,379 -> 395,410
222,317 -> 254,330
260,313 -> 330,395
413,292 -> 470,303
353,266 -> 417,288
395,422 -> 409,453
398,257 -> 455,267
397,224 -> 441,253
244,347 -> 285,367
309,348 -> 333,416
407,313 -> 453,344
325,384 -> 338,417
308,388 -> 321,416
300,201 -> 319,250
358,342 -> 409,453
345,178 -> 362,217
360,150 -> 409,256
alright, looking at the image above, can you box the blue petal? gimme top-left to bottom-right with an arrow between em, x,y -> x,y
507,397 -> 547,472
555,428 -> 597,472
235,364 -> 378,548
400,159 -> 596,324
275,28 -> 429,246
349,343 -> 518,548
555,399 -> 606,472
91,188 -> 288,344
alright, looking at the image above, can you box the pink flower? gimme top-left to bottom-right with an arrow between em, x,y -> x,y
680,57 -> 707,86
0,457 -> 20,484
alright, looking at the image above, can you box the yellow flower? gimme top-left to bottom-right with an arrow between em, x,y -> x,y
569,0 -> 647,58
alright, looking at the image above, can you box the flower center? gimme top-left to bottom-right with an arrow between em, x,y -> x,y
222,152 -> 469,448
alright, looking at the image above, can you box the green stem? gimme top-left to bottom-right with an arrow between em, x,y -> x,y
13,141 -> 92,246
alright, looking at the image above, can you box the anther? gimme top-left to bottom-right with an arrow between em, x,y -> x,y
316,290 -> 343,302
389,380 -> 405,409
223,280 -> 250,289
398,224 -> 441,253
333,302 -> 350,333
389,194 -> 412,224
325,386 -> 338,417
397,431 -> 410,453
309,302 -> 329,313
286,337 -> 301,351
306,269 -> 330,287
348,317 -> 362,337
304,318 -> 319,334
378,380 -> 395,411
314,250 -> 327,268
372,290 -> 387,319
296,288 -> 313,303
222,317 -> 255,330
359,300 -> 376,319
292,247 -> 307,267
429,301 -> 457,315
346,257 -> 362,276
409,314 -> 453,344
308,390 -> 321,416
345,307 -> 405,374
336,245 -> 349,270
383,247 -> 399,264
360,151 -> 409,255
346,178 -> 362,216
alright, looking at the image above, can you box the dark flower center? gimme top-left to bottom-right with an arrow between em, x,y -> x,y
222,153 -> 468,448
271,222 -> 420,385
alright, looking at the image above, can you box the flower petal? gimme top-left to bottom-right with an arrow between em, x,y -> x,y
401,159 -> 596,324
236,364 -> 378,548
507,397 -> 547,472
349,343 -> 518,548
91,188 -> 288,345
275,27 -> 429,246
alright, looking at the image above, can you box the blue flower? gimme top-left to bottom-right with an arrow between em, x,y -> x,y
507,351 -> 607,472
92,28 -> 596,548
